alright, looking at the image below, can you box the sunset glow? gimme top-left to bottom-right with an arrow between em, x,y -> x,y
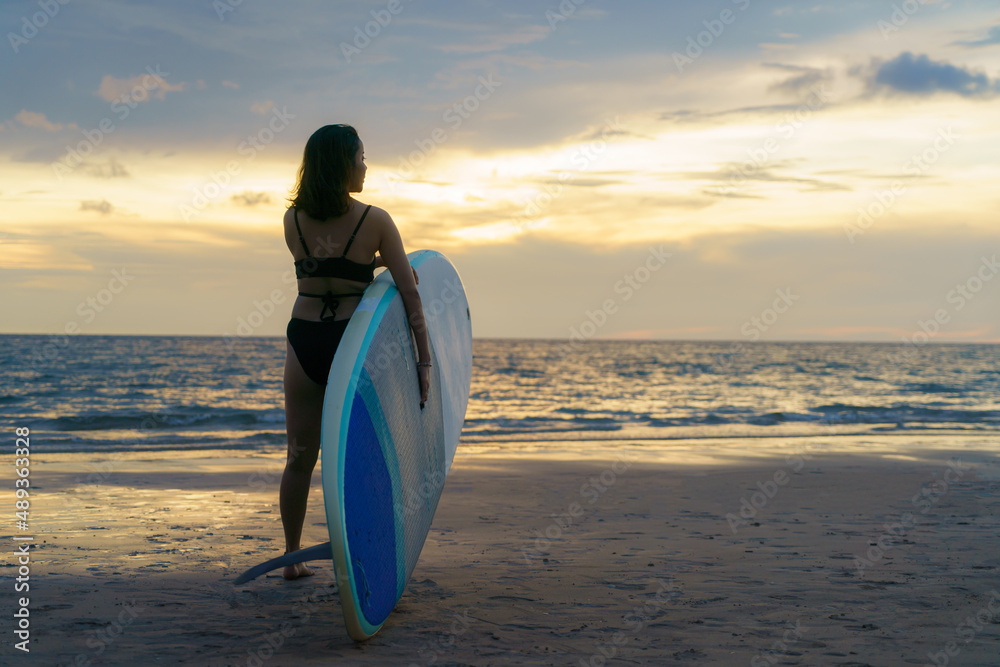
2,1 -> 998,340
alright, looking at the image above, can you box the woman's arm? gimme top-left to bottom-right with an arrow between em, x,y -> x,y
375,254 -> 419,286
377,211 -> 431,406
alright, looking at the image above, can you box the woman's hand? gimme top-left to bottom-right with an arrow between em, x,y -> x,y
417,364 -> 430,409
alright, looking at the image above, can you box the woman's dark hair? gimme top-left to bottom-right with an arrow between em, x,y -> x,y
289,124 -> 360,220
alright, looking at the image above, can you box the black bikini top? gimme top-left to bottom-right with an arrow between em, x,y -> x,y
293,205 -> 376,282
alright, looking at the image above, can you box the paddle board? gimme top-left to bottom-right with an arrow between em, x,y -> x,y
235,250 -> 472,642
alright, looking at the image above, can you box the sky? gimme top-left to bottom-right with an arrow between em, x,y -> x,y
1,0 -> 998,343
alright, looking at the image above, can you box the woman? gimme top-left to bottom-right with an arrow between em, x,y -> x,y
280,124 -> 430,579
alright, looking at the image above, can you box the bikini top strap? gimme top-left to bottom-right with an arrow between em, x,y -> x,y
342,205 -> 372,257
293,207 -> 311,257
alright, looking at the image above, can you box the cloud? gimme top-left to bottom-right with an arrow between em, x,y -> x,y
658,109 -> 700,123
764,63 -> 834,97
222,80 -> 240,89
865,52 -> 1000,97
658,98 -> 835,125
15,110 -> 77,132
81,158 -> 130,179
952,25 -> 1000,48
250,100 -> 275,115
80,200 -> 114,215
96,71 -> 185,103
698,160 -> 852,197
437,24 -> 549,54
231,191 -> 271,207
758,43 -> 797,53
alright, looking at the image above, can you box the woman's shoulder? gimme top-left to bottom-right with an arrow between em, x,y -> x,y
357,202 -> 394,228
281,207 -> 300,253
282,206 -> 297,230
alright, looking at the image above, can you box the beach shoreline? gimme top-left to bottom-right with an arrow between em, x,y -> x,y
6,434 -> 1000,665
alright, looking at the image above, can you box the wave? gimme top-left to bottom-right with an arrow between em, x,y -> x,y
3,336 -> 998,453
33,429 -> 286,453
465,403 -> 1000,435
48,405 -> 285,432
813,403 -> 1000,425
901,382 -> 966,395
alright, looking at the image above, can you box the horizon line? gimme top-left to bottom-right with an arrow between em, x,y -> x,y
0,332 -> 997,346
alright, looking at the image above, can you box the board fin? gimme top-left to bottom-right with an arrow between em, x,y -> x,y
233,542 -> 333,584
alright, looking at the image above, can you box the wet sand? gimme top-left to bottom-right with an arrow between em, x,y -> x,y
7,434 -> 1000,666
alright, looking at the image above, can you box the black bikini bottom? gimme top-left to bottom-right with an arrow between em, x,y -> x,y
286,317 -> 351,386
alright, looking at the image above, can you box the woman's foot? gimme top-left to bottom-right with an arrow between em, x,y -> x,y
283,561 -> 315,580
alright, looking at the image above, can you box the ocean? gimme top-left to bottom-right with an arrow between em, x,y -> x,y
1,335 -> 998,453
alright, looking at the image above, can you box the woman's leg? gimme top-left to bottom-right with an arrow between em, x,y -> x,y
281,339 -> 325,579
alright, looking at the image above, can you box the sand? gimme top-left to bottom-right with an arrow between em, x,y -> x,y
7,433 -> 1000,666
